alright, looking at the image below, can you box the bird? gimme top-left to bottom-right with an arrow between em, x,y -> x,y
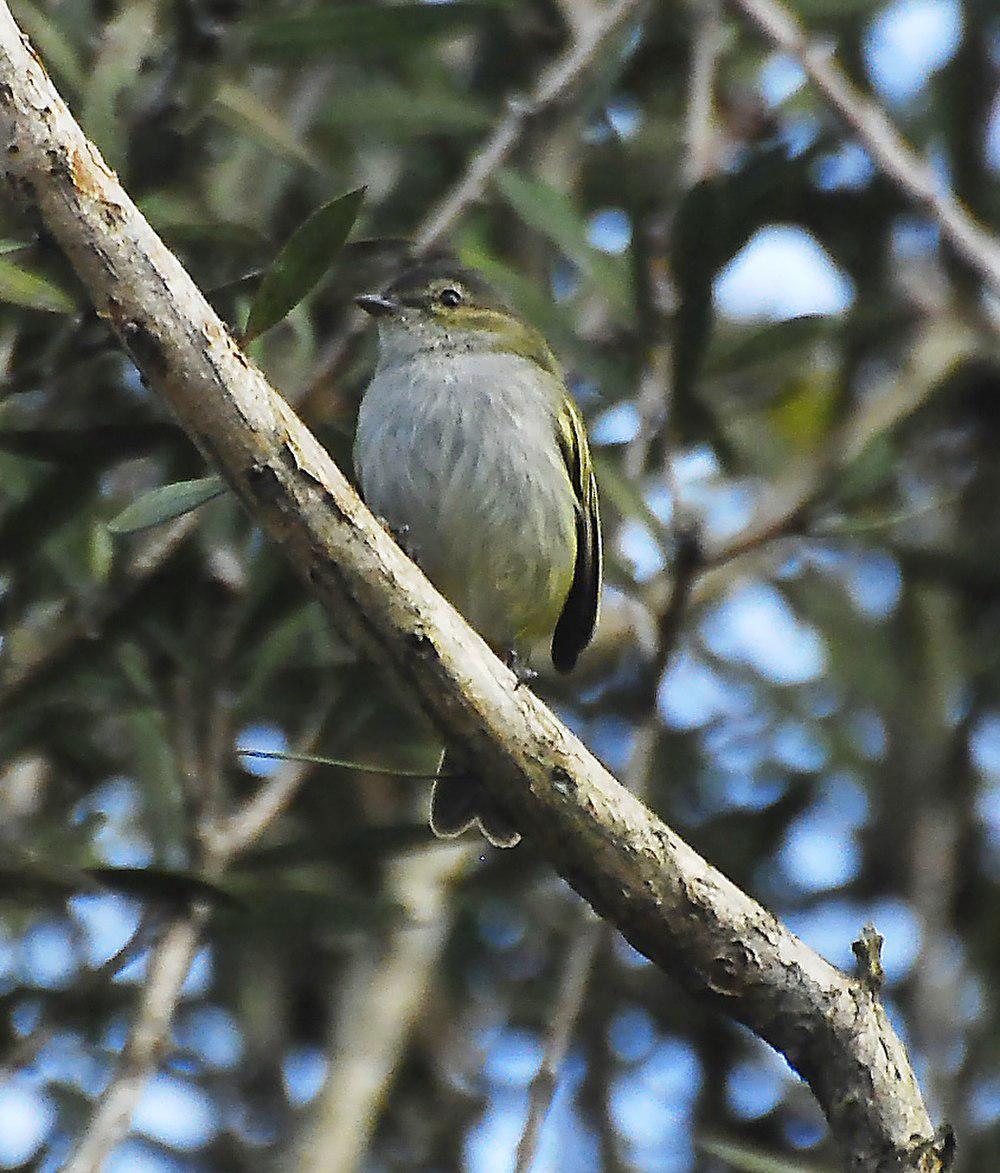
353,259 -> 601,846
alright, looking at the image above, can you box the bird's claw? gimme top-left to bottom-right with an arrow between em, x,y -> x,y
505,649 -> 537,689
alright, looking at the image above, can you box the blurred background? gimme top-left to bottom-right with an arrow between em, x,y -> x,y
1,0 -> 999,1169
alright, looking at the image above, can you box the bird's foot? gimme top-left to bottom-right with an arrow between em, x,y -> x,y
504,649 -> 537,690
380,518 -> 420,560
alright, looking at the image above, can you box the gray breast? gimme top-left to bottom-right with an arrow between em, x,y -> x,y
353,350 -> 577,651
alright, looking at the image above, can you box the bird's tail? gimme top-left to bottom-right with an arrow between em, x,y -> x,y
430,750 -> 521,848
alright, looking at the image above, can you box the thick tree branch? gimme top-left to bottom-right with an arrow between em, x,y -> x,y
0,10 -> 949,1170
730,0 -> 1000,297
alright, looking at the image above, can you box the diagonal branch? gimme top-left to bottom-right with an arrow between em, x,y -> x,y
0,9 -> 949,1170
729,0 -> 1000,296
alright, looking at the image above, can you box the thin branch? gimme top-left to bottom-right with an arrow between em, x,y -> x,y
514,910 -> 606,1173
61,911 -> 205,1173
0,11 -> 949,1169
415,0 -> 643,254
729,0 -> 1000,296
300,0 -> 644,404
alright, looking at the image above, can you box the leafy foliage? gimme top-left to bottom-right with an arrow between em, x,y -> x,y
0,0 -> 998,1170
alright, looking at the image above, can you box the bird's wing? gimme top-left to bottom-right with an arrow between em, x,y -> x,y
551,395 -> 602,673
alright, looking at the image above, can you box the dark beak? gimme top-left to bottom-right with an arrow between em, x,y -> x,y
354,293 -> 399,318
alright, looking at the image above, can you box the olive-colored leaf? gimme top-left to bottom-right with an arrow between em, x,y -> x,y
698,1137 -> 830,1173
247,3 -> 499,60
494,169 -> 633,317
213,80 -> 323,171
243,187 -> 365,343
0,258 -> 76,313
107,476 -> 227,535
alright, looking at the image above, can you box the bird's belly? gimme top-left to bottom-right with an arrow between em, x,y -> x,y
355,372 -> 577,651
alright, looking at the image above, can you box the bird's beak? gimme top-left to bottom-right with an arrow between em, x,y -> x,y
354,293 -> 399,318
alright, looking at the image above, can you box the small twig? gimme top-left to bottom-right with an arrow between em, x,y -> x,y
514,909 -> 606,1173
852,923 -> 885,995
299,0 -> 645,404
61,910 -> 206,1173
729,0 -> 1000,296
205,691 -> 335,859
684,0 -> 723,186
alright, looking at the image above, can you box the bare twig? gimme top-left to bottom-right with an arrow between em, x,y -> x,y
0,11 -> 949,1167
300,0 -> 644,404
61,911 -> 206,1173
729,0 -> 1000,296
514,909 -> 606,1173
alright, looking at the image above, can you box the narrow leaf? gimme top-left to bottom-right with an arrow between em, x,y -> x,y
243,188 -> 365,343
247,3 -> 497,59
107,476 -> 226,535
0,258 -> 76,313
237,748 -> 437,779
698,1138 -> 829,1173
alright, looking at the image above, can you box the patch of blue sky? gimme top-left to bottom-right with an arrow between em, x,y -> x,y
864,0 -> 963,106
892,214 -> 941,259
69,893 -> 142,969
783,1108 -> 827,1151
846,707 -> 888,760
180,945 -> 212,997
283,1045 -> 329,1107
969,1074 -> 1000,1127
483,1026 -> 543,1087
612,932 -> 652,970
715,226 -> 855,321
0,1079 -> 54,1167
105,1142 -> 185,1173
759,52 -> 805,108
705,765 -> 790,814
780,115 -> 820,158
658,647 -> 750,730
700,582 -> 828,685
606,95 -> 643,138
842,548 -> 903,619
477,896 -> 526,951
772,719 -> 829,772
987,91 -> 1000,171
726,1049 -> 789,1120
585,714 -> 634,774
813,142 -> 876,192
132,1073 -> 218,1151
609,1005 -> 657,1064
34,1030 -> 109,1095
779,805 -> 861,891
175,1005 -> 243,1071
236,721 -> 289,777
587,207 -> 631,255
20,919 -> 78,989
617,517 -> 666,581
591,399 -> 640,445
970,712 -> 1000,778
641,1037 -> 702,1103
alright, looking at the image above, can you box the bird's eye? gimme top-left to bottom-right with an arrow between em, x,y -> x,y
438,287 -> 463,308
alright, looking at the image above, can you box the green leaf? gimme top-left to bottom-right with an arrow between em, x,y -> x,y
243,188 -> 365,343
8,0 -> 85,94
698,1137 -> 830,1173
0,258 -> 76,313
247,3 -> 499,60
321,85 -> 491,134
213,81 -> 323,172
494,169 -> 633,317
107,476 -> 226,535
